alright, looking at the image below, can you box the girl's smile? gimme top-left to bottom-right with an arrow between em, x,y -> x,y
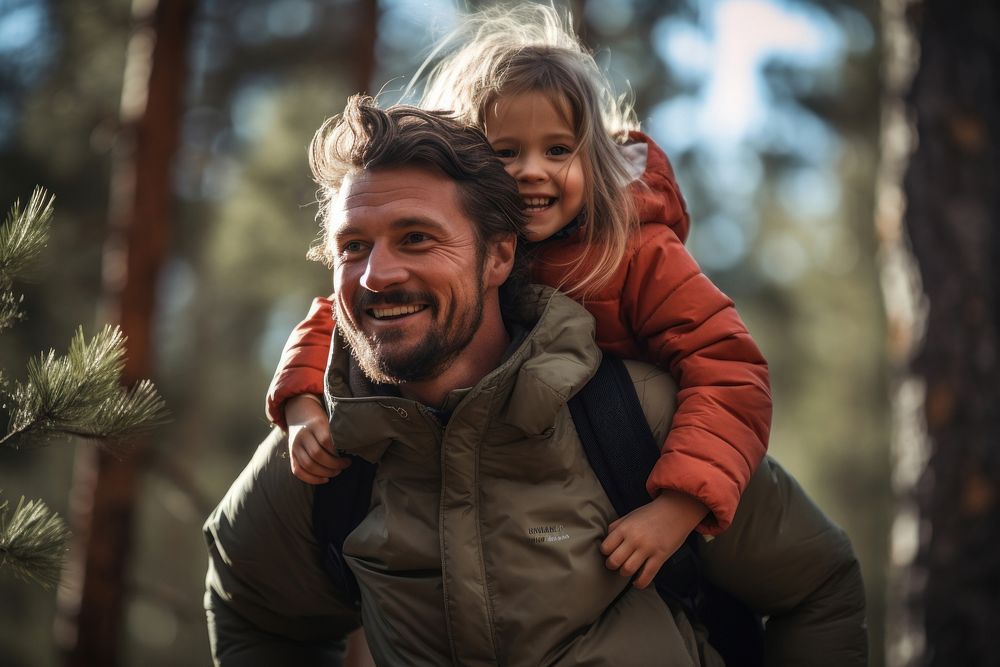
484,91 -> 586,242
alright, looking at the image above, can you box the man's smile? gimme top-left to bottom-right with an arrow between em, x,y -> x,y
367,304 -> 428,320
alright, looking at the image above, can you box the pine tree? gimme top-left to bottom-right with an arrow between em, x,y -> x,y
0,187 -> 168,589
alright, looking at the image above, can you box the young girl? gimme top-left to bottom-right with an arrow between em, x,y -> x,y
270,4 -> 771,588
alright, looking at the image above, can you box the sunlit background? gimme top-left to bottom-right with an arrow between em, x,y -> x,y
0,0 -> 889,665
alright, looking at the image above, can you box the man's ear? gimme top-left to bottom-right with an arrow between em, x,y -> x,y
483,234 -> 517,288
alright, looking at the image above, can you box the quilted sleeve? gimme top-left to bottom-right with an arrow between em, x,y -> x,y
700,457 -> 867,665
620,225 -> 772,534
204,429 -> 360,662
264,296 -> 336,429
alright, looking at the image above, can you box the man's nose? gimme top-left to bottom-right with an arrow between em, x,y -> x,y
360,245 -> 407,292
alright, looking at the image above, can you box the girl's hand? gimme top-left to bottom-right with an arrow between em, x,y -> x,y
284,394 -> 351,485
600,490 -> 709,589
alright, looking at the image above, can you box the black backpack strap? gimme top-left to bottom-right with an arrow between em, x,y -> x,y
567,353 -> 702,610
312,455 -> 376,609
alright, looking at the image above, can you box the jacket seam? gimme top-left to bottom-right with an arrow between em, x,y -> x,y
437,416 -> 460,666
475,382 -> 503,663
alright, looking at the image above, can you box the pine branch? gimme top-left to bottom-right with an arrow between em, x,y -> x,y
1,325 -> 171,450
0,187 -> 53,330
0,495 -> 70,589
0,187 -> 169,590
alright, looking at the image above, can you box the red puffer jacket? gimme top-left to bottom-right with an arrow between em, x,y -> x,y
265,133 -> 771,534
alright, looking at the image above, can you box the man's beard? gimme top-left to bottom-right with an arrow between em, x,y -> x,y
337,277 -> 485,386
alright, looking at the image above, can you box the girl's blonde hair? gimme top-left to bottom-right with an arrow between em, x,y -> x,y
407,3 -> 641,297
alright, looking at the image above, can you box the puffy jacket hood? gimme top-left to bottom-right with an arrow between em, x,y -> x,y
626,130 -> 691,243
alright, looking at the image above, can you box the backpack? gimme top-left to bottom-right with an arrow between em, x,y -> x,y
314,354 -> 763,665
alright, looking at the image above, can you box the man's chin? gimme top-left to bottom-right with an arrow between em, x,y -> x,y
356,356 -> 439,386
351,340 -> 424,382
354,339 -> 464,386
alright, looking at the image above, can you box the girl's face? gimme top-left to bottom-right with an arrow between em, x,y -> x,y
483,91 -> 586,242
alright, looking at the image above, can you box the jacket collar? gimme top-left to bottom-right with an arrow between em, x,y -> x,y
324,285 -> 600,461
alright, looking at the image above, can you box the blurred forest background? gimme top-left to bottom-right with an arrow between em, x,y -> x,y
1,0 -> 989,665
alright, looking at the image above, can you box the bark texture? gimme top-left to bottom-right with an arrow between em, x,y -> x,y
902,0 -> 1000,664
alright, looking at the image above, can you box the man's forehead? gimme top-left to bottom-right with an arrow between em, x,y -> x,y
333,166 -> 461,220
328,167 -> 471,234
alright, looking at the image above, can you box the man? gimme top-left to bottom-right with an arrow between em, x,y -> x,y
205,96 -> 867,666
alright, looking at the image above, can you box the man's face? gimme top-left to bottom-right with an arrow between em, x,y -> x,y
330,166 -> 492,385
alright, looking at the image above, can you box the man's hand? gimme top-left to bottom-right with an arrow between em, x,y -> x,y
600,490 -> 709,589
285,394 -> 351,484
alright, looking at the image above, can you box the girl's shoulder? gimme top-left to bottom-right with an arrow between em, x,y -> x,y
625,220 -> 687,262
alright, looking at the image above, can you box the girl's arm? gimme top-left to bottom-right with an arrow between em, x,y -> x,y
265,296 -> 336,429
619,223 -> 772,535
267,297 -> 350,485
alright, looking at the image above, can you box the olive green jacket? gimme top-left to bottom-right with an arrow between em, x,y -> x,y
204,286 -> 866,666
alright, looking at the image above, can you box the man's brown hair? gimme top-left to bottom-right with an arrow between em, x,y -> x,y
308,94 -> 526,267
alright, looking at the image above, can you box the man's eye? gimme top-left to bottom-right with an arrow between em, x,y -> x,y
404,232 -> 430,244
342,241 -> 365,254
549,145 -> 573,156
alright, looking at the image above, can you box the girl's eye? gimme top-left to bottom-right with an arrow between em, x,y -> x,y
549,145 -> 573,157
494,148 -> 516,159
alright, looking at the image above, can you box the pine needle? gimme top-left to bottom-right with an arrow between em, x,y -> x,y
2,325 -> 171,450
0,290 -> 24,332
0,495 -> 70,589
0,186 -> 53,282
0,187 -> 53,330
0,186 -> 53,288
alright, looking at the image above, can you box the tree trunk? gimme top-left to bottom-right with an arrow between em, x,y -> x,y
54,1 -> 194,665
883,0 -> 1000,664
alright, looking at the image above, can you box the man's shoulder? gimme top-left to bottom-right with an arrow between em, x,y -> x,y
620,359 -> 677,445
